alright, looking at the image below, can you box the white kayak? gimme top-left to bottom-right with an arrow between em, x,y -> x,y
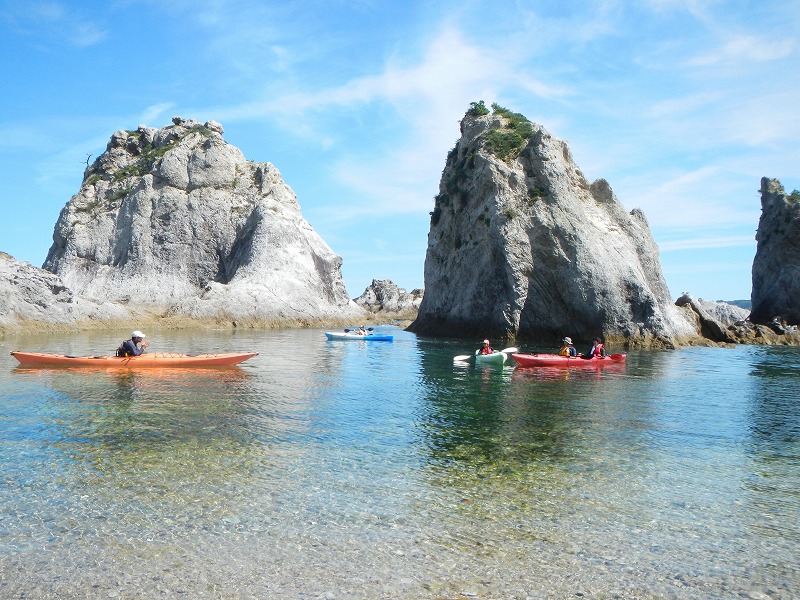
474,351 -> 507,364
453,347 -> 518,363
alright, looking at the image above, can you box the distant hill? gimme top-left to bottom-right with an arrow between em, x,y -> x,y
719,299 -> 751,310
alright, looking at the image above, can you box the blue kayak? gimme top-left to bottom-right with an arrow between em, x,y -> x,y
324,332 -> 394,342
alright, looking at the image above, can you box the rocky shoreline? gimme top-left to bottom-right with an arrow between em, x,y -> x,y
2,113 -> 798,347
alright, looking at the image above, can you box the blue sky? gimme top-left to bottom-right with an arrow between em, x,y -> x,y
1,0 -> 798,302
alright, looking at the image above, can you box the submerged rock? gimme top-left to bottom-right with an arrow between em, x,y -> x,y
751,178 -> 800,325
409,104 -> 696,347
43,118 -> 362,324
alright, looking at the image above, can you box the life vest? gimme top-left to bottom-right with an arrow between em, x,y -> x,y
116,340 -> 134,357
592,343 -> 605,357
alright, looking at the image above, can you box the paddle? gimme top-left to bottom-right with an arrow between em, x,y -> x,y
579,353 -> 624,360
344,327 -> 374,333
453,347 -> 519,362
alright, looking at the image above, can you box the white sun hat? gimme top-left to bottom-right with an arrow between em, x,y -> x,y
132,330 -> 146,338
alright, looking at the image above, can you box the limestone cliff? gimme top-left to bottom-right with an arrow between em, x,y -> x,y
0,251 -> 128,329
409,104 -> 696,346
43,118 -> 361,323
750,178 -> 800,325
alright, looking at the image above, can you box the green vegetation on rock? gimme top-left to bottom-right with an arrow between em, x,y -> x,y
466,100 -> 489,116
485,103 -> 534,162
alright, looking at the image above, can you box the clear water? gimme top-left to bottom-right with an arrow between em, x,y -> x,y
0,328 -> 798,599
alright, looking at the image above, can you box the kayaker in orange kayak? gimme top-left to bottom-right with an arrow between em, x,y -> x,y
116,330 -> 150,357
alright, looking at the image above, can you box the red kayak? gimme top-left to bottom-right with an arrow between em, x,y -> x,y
10,351 -> 258,368
511,352 -> 626,368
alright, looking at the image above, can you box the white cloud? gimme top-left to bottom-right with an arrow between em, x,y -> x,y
621,166 -> 760,229
70,20 -> 106,47
658,235 -> 755,252
687,35 -> 795,67
646,92 -> 721,118
139,103 -> 176,126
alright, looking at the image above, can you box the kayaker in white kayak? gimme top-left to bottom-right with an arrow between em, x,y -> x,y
477,339 -> 494,355
116,330 -> 150,357
559,337 -> 578,357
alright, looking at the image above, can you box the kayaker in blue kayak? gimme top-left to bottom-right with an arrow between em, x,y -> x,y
357,325 -> 368,335
477,339 -> 494,355
582,337 -> 606,359
116,330 -> 150,357
559,337 -> 578,357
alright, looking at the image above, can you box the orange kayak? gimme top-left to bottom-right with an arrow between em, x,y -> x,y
10,351 -> 258,368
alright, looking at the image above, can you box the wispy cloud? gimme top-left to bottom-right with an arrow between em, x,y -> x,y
3,1 -> 106,47
139,103 -> 176,126
69,20 -> 106,47
659,235 -> 755,251
686,35 -> 795,67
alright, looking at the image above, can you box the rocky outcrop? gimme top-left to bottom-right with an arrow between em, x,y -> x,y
674,293 -> 750,343
750,178 -> 800,325
409,105 -> 697,347
0,252 -> 128,329
674,292 -> 799,344
354,279 -> 423,316
43,118 -> 362,324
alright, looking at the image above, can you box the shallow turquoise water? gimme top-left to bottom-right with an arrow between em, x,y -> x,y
0,328 -> 798,598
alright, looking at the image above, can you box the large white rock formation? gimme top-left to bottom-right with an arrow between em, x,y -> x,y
409,105 -> 697,346
43,118 -> 361,323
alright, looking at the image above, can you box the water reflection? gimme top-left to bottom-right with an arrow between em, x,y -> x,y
741,346 -> 800,547
2,332 -> 800,598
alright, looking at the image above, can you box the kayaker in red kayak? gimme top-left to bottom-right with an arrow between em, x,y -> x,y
559,337 -> 578,357
116,330 -> 150,357
582,337 -> 606,359
478,339 -> 494,355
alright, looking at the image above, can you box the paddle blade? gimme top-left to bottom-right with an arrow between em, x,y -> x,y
500,347 -> 519,354
453,354 -> 472,362
609,353 -> 626,360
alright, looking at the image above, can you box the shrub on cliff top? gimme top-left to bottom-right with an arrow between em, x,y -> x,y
484,103 -> 534,161
467,100 -> 489,116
